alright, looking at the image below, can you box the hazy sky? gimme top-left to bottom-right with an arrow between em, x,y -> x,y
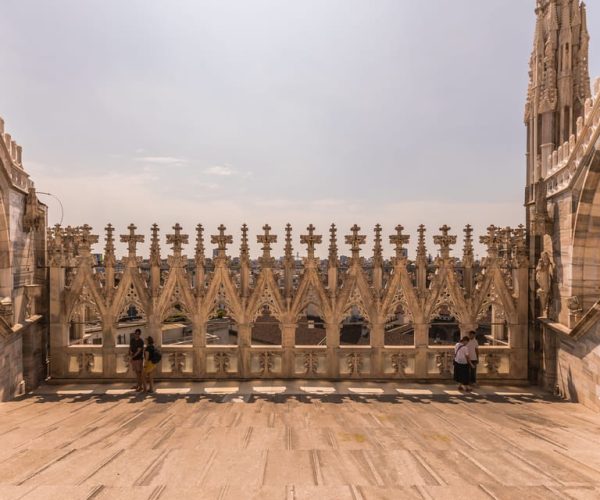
1,1 -> 599,258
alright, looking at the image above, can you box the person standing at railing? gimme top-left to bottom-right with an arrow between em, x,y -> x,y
129,328 -> 144,392
467,331 -> 479,387
454,336 -> 474,392
143,336 -> 160,394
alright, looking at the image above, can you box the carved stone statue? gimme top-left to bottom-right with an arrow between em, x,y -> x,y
535,252 -> 554,317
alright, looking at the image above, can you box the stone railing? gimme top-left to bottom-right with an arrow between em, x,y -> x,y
546,77 -> 600,197
49,222 -> 528,381
62,344 -> 517,381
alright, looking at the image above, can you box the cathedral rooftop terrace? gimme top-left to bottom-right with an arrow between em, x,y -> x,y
0,381 -> 599,499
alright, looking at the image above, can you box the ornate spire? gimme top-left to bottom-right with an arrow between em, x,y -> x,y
284,223 -> 293,261
150,223 -> 161,266
211,224 -> 233,261
104,224 -> 116,266
512,224 -> 528,267
328,223 -> 338,266
300,224 -> 322,262
240,223 -> 249,261
373,224 -> 383,264
389,224 -> 410,262
480,225 -> 501,260
345,224 -> 366,261
416,224 -> 427,262
257,224 -> 277,266
433,225 -> 457,260
195,224 -> 205,266
462,224 -> 474,267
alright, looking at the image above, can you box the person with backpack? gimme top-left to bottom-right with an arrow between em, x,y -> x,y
129,329 -> 145,392
454,335 -> 474,392
143,336 -> 161,393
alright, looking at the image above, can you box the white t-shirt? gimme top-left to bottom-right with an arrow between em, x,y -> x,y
454,343 -> 469,364
467,338 -> 478,361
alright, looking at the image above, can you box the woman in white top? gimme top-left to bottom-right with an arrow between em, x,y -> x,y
454,336 -> 474,392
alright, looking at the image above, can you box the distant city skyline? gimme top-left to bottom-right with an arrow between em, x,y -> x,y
1,0 -> 599,258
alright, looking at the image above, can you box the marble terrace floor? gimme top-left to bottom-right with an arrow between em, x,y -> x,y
0,381 -> 599,499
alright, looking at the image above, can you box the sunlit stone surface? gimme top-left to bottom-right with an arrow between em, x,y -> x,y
0,382 -> 599,499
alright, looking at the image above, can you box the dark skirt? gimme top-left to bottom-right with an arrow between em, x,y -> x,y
453,362 -> 470,384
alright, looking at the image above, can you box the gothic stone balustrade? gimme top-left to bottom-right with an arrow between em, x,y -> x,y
49,223 -> 528,382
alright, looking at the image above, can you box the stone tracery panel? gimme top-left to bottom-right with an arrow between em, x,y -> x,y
48,223 -> 528,381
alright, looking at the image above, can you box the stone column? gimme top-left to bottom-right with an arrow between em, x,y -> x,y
281,323 -> 296,377
325,322 -> 339,377
413,323 -> 429,378
193,316 -> 206,377
49,266 -> 67,378
238,323 -> 252,377
102,318 -> 116,377
370,321 -> 384,377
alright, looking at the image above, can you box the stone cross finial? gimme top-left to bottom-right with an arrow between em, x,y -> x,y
328,223 -> 338,264
345,224 -> 366,260
240,224 -> 249,260
433,225 -> 457,259
257,224 -> 277,264
77,224 -> 99,254
390,224 -> 410,260
120,223 -> 145,259
373,224 -> 383,262
104,223 -> 116,266
150,223 -> 161,266
166,223 -> 189,256
463,224 -> 474,266
479,225 -> 501,258
416,224 -> 427,261
284,223 -> 294,260
301,224 -> 322,261
211,224 -> 233,260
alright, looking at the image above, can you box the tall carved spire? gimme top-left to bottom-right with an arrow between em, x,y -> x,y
104,224 -> 116,267
416,225 -> 427,263
462,224 -> 474,295
462,224 -> 474,267
328,224 -> 338,294
195,224 -> 205,266
283,224 -> 294,299
240,224 -> 250,297
150,223 -> 161,266
328,223 -> 338,265
240,223 -> 249,261
104,224 -> 116,292
525,0 -> 591,184
416,224 -> 427,292
372,224 -> 383,265
149,224 -> 161,295
284,223 -> 293,261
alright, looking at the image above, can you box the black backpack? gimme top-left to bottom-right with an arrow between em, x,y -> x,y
150,346 -> 162,364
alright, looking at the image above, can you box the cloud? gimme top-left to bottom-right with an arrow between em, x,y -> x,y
203,165 -> 234,176
135,156 -> 187,165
